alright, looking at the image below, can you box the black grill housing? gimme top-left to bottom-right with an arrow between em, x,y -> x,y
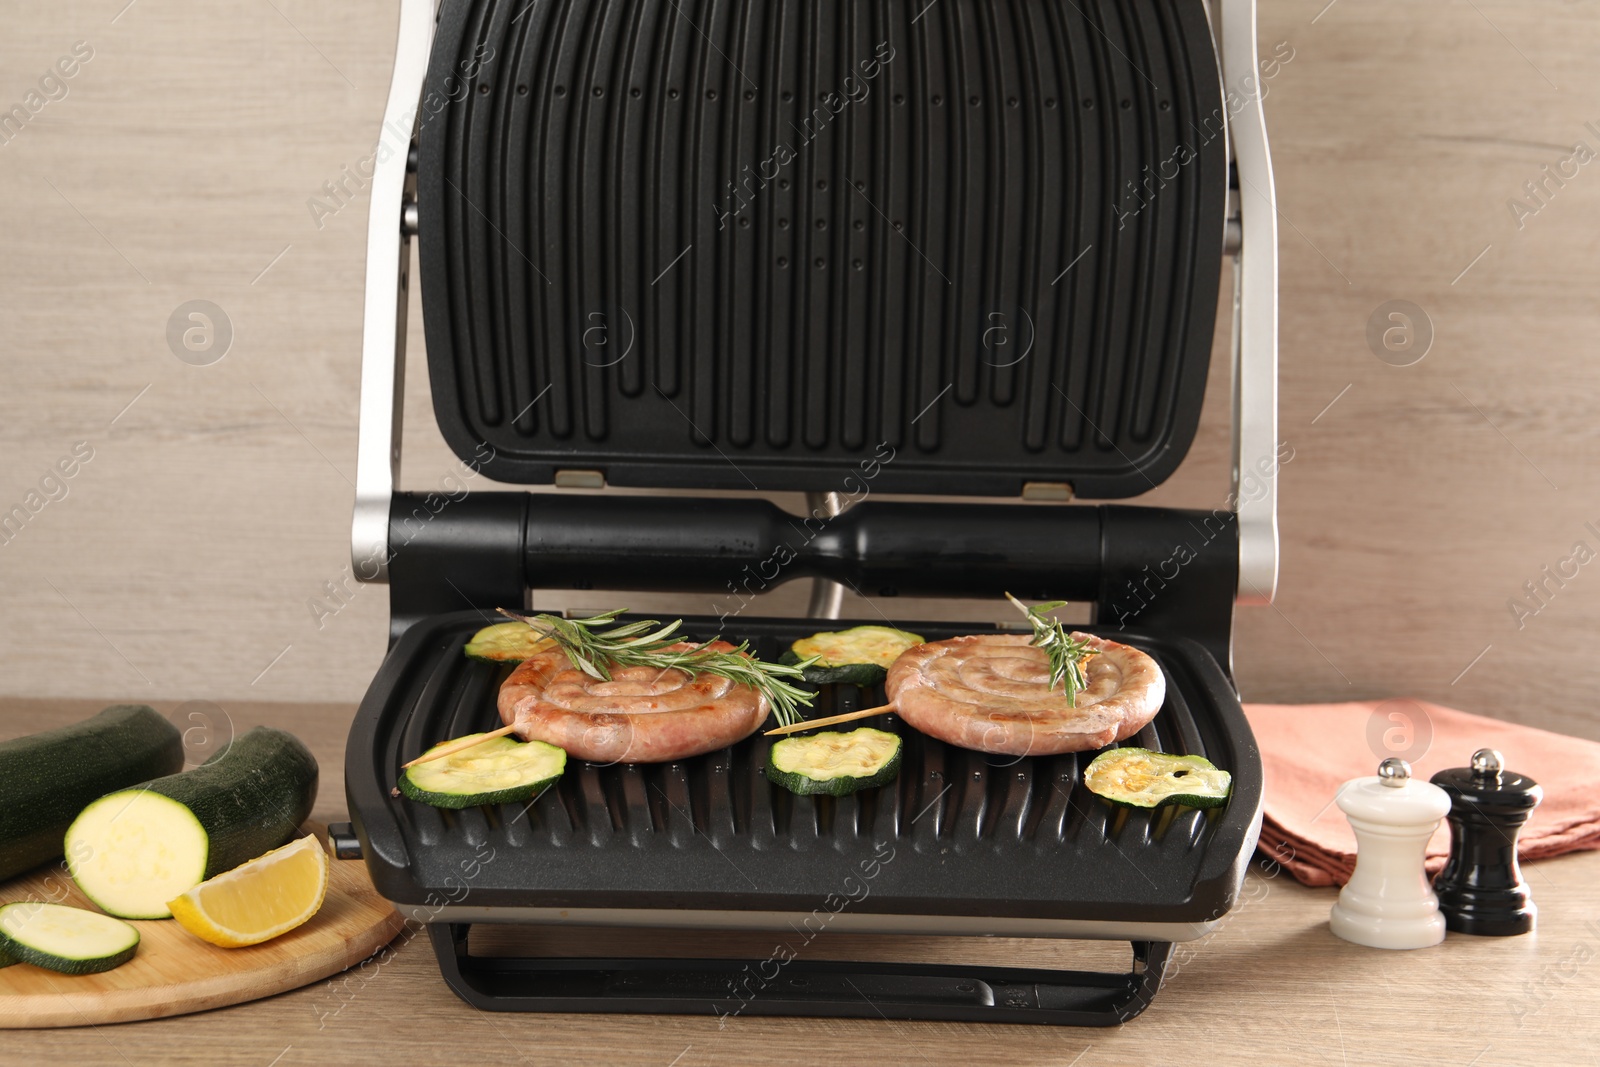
354,0 -> 1263,1027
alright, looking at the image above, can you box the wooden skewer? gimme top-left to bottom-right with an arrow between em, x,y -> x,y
401,724 -> 518,768
764,704 -> 895,737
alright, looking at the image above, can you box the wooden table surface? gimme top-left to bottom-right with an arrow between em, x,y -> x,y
3,698 -> 1592,1065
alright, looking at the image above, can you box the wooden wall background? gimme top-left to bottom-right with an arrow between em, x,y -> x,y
3,1 -> 1598,742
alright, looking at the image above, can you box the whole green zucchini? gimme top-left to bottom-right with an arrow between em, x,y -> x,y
66,726 -> 318,919
0,704 -> 184,882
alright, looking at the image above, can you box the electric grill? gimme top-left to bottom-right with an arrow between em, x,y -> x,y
344,0 -> 1280,1026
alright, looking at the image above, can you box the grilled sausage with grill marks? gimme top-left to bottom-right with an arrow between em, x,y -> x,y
885,633 -> 1164,756
498,641 -> 768,763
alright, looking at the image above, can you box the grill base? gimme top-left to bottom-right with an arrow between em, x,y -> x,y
430,924 -> 1172,1026
350,613 -> 1260,926
348,611 -> 1261,1026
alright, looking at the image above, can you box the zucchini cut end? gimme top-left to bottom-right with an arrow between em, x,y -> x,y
400,733 -> 567,809
65,790 -> 210,920
766,727 -> 903,797
1083,747 -> 1232,810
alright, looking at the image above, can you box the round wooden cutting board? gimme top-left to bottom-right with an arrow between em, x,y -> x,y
0,834 -> 404,1028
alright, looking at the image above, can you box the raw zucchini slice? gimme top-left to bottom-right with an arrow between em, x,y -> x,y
65,727 -> 319,919
779,625 -> 926,685
464,622 -> 556,663
400,733 -> 567,809
1084,747 -> 1232,810
766,728 -> 903,797
0,902 -> 139,975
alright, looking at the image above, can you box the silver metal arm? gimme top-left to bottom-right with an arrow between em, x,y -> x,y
803,492 -> 846,619
1220,0 -> 1280,604
352,0 -> 437,582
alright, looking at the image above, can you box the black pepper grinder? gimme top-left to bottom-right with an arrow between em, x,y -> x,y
1430,749 -> 1542,936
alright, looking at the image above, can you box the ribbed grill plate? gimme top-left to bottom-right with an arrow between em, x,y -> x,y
417,0 -> 1227,496
347,614 -> 1261,925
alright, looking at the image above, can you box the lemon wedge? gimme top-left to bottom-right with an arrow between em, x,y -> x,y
167,835 -> 329,948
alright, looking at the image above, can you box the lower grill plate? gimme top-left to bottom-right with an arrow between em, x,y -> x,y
347,613 -> 1262,931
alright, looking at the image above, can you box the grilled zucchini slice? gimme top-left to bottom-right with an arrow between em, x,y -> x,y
766,728 -> 903,796
0,902 -> 139,975
464,622 -> 556,663
1084,747 -> 1232,810
779,625 -> 926,685
400,733 -> 567,809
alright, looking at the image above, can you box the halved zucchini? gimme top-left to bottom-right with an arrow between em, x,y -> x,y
1084,747 -> 1232,809
766,727 -> 903,797
0,902 -> 139,975
779,625 -> 926,685
464,621 -> 556,663
66,727 -> 318,920
400,733 -> 567,809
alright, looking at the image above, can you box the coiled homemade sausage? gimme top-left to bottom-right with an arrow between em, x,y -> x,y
885,633 -> 1164,756
498,641 -> 767,763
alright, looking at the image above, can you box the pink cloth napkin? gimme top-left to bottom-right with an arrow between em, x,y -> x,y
1243,700 -> 1600,887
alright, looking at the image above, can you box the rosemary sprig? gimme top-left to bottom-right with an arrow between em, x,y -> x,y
498,607 -> 817,728
1005,592 -> 1096,707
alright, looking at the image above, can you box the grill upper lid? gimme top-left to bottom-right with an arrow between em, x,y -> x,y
418,0 -> 1227,497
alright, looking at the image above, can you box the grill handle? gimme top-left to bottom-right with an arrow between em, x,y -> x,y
386,492 -> 1238,671
521,495 -> 1105,600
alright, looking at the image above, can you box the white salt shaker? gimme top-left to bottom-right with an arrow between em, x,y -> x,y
1329,757 -> 1451,950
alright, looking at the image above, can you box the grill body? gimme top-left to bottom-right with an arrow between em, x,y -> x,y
346,0 -> 1280,1027
348,612 -> 1262,1023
